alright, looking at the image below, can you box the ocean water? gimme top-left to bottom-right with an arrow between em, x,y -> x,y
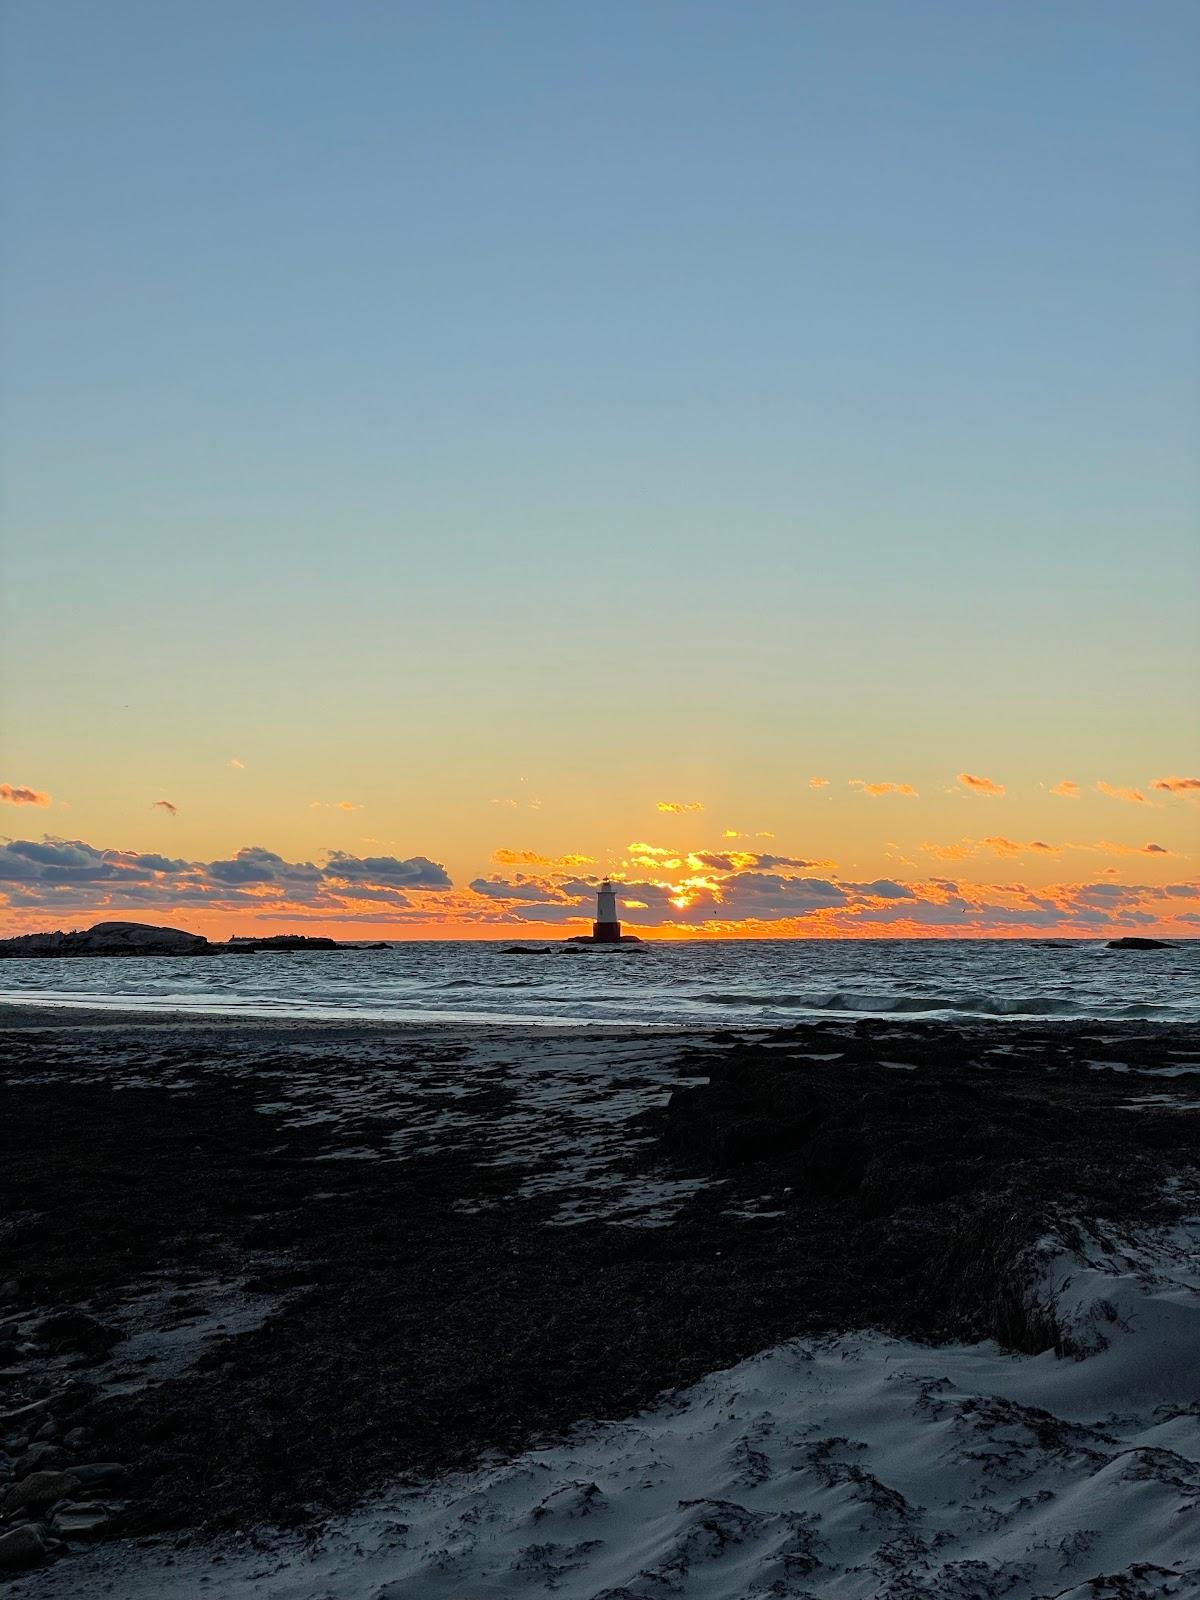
0,939 -> 1197,1027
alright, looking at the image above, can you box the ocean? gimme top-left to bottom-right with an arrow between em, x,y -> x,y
1,937 -> 1197,1026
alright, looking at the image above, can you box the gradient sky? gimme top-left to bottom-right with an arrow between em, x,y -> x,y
1,0 -> 1197,939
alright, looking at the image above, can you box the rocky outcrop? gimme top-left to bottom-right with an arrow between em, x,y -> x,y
1107,937 -> 1174,950
220,935 -> 341,954
0,922 -> 359,958
0,922 -> 207,958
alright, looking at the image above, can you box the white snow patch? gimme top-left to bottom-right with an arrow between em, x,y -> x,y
15,1217 -> 1200,1600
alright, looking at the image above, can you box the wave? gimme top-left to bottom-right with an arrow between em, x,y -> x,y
695,990 -> 1172,1019
441,978 -> 544,990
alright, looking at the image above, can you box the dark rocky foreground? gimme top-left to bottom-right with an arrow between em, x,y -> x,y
0,1009 -> 1198,1575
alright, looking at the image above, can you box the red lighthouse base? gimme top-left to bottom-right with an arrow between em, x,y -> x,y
592,920 -> 622,943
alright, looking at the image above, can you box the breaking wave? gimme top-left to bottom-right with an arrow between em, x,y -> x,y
696,990 -> 1174,1020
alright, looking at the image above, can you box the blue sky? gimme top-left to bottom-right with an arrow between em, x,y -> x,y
1,1 -> 1197,935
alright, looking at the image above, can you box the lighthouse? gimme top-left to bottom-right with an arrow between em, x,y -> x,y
593,879 -> 622,943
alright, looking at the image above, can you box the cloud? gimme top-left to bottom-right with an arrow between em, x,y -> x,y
656,800 -> 704,814
0,784 -> 51,807
809,777 -> 829,789
922,840 -> 975,862
1094,840 -> 1172,857
208,847 -> 323,886
981,836 -> 1056,857
1096,781 -> 1148,805
850,781 -> 918,798
492,848 -> 595,869
3,830 -> 1196,940
470,876 -> 575,904
1050,781 -> 1080,799
0,837 -> 454,924
690,851 -> 825,872
229,758 -> 245,770
927,836 -> 1173,862
324,852 -> 451,888
459,856 -> 1198,935
151,800 -> 178,815
1152,776 -> 1200,795
840,879 -> 916,900
956,772 -> 1005,797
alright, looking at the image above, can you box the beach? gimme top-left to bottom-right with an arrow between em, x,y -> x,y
2,1006 -> 1199,1597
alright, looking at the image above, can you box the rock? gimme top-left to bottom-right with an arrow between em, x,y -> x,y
0,921 -> 208,958
2,1470 -> 81,1514
502,945 -> 553,955
1107,936 -> 1174,950
50,1503 -> 113,1539
34,1420 -> 57,1441
69,1463 -> 128,1488
0,1397 -> 53,1430
218,935 -> 341,953
34,1310 -> 119,1358
14,1444 -> 68,1477
61,1428 -> 89,1452
0,1524 -> 45,1571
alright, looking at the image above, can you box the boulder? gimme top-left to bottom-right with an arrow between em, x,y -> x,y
34,1310 -> 119,1358
13,1444 -> 67,1478
68,1463 -> 128,1488
0,1524 -> 45,1571
2,1470 -> 81,1514
1107,937 -> 1174,950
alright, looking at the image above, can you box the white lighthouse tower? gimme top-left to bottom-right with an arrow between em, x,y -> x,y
593,879 -> 621,944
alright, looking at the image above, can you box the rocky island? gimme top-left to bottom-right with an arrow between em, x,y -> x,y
0,922 -> 382,959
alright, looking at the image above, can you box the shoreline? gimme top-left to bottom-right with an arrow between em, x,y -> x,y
3,1015 -> 1199,1594
3,994 -> 1196,1032
0,997 -> 691,1034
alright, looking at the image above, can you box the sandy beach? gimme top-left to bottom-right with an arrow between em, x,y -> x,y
2,1007 -> 1199,1597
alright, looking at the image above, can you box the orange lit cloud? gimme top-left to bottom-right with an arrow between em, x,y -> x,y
151,800 -> 178,816
850,780 -> 918,798
656,800 -> 704,814
1051,780 -> 1080,799
1152,776 -> 1200,795
3,829 -> 1197,941
0,784 -> 51,807
1096,841 -> 1172,857
229,758 -> 245,770
492,848 -> 595,869
809,777 -> 829,789
922,840 -> 974,862
926,836 -> 1174,862
982,836 -> 1054,857
1096,781 -> 1148,805
957,772 -> 1005,797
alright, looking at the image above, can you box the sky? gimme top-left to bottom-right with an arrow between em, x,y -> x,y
1,0 -> 1198,940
